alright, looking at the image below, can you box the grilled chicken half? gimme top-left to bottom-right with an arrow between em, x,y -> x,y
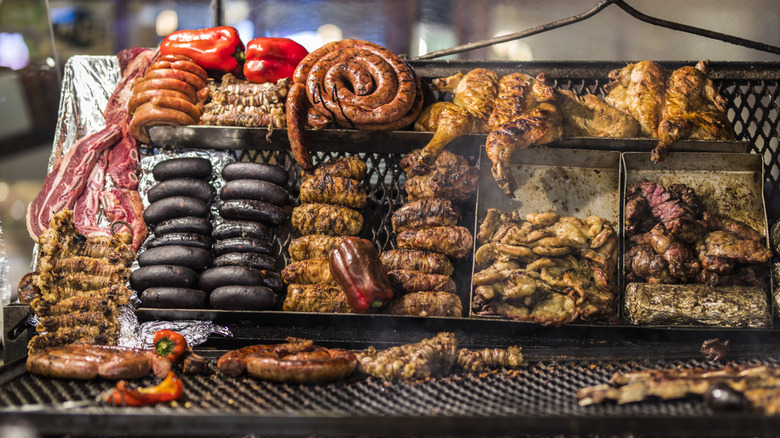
432,68 -> 499,133
486,73 -> 562,195
604,60 -> 669,138
556,89 -> 640,138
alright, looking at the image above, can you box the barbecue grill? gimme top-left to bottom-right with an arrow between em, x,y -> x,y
3,2 -> 780,435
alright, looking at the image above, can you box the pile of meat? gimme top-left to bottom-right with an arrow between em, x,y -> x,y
472,209 -> 619,325
625,179 -> 771,286
374,149 -> 479,317
419,61 -> 733,195
27,48 -> 152,251
26,209 -> 135,353
282,156 -> 368,312
201,73 -> 289,130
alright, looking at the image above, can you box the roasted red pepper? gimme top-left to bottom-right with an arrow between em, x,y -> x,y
153,329 -> 187,364
103,371 -> 184,406
160,26 -> 245,74
243,37 -> 308,83
329,237 -> 394,313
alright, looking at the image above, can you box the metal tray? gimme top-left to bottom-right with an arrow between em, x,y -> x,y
622,152 -> 774,327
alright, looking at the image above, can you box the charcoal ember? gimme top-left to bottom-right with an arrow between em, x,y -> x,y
700,338 -> 730,362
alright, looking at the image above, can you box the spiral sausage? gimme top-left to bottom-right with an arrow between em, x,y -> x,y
286,39 -> 423,168
128,54 -> 205,143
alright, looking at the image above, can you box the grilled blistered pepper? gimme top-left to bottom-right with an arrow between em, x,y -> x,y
103,371 -> 184,406
153,329 -> 187,364
329,237 -> 394,313
243,37 -> 308,83
160,26 -> 245,74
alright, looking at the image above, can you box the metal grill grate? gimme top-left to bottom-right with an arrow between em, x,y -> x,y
2,354 -> 780,436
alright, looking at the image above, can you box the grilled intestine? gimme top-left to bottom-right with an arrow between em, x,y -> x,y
471,209 -> 619,326
200,74 -> 289,130
282,156 -> 368,313
624,179 -> 770,286
27,209 -> 135,353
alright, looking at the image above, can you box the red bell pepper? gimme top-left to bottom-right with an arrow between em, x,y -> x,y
153,329 -> 187,364
160,26 -> 245,74
103,371 -> 184,407
329,237 -> 394,313
243,37 -> 308,84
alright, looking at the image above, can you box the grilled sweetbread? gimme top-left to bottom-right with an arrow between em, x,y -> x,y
291,203 -> 363,236
300,174 -> 367,208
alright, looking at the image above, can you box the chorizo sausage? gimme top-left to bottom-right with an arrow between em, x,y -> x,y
285,82 -> 313,169
150,95 -> 202,121
129,102 -> 196,143
146,58 -> 208,83
145,68 -> 207,91
132,78 -> 198,102
128,89 -> 193,116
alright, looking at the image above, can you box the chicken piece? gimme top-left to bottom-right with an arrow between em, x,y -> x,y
432,68 -> 499,132
397,226 -> 474,259
282,283 -> 352,313
299,174 -> 366,208
412,102 -> 475,167
281,258 -> 336,285
404,152 -> 479,203
654,61 -> 735,162
387,269 -> 456,294
486,73 -> 562,195
604,60 -> 669,138
380,249 -> 454,276
556,89 -> 640,138
391,198 -> 461,233
384,291 -> 463,317
288,234 -> 345,262
291,203 -> 363,236
300,156 -> 367,182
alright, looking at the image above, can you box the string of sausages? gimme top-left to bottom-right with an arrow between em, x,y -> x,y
286,39 -> 424,169
128,54 -> 208,144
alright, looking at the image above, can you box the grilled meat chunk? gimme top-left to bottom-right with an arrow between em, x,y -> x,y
288,234 -> 345,262
281,258 -> 336,285
402,149 -> 478,202
384,291 -> 463,317
299,174 -> 366,208
282,283 -> 352,313
202,74 -> 288,128
291,203 -> 363,236
556,89 -> 639,138
301,156 -> 367,182
37,310 -> 118,333
26,344 -> 152,380
387,269 -> 456,294
486,73 -> 562,194
456,346 -> 524,373
391,198 -> 461,233
397,226 -> 474,259
380,249 -> 454,276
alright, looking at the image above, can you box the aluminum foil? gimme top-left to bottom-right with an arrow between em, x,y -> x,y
32,55 -> 233,347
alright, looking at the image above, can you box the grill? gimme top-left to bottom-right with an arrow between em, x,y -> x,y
3,349 -> 780,437
3,43 -> 780,438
